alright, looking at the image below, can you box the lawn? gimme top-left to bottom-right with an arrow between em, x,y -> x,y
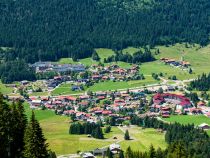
95,48 -> 115,61
140,61 -> 196,80
79,58 -> 98,66
162,115 -> 210,126
58,58 -> 77,64
29,91 -> 49,96
119,127 -> 167,152
24,102 -> 167,155
0,82 -> 13,94
120,43 -> 210,80
51,76 -> 158,96
122,47 -> 143,55
154,43 -> 210,79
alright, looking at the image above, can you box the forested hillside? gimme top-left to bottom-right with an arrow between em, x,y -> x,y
0,0 -> 210,63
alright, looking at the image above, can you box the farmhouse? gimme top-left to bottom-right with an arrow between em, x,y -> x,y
198,123 -> 210,130
109,143 -> 121,154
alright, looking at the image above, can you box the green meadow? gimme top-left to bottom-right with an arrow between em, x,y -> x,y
51,76 -> 158,96
24,103 -> 167,155
0,82 -> 13,94
57,43 -> 210,81
162,115 -> 210,126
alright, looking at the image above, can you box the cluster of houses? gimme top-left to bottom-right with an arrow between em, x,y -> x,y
30,62 -> 85,73
160,58 -> 190,68
28,90 -> 147,123
58,143 -> 121,158
90,64 -> 140,81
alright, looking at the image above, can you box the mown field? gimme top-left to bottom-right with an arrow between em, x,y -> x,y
24,103 -> 167,155
0,82 -> 13,94
57,43 -> 210,81
51,76 -> 158,96
162,115 -> 210,125
119,126 -> 167,152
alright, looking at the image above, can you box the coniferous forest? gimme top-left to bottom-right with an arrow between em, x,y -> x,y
190,73 -> 210,91
0,0 -> 210,63
0,94 -> 55,158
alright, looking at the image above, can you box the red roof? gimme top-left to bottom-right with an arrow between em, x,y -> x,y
102,110 -> 112,115
153,93 -> 191,107
98,96 -> 105,100
59,96 -> 77,101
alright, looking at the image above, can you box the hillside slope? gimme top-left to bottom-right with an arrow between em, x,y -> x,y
0,0 -> 210,62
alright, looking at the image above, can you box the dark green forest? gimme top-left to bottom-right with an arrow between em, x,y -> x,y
0,0 -> 210,63
190,73 -> 210,91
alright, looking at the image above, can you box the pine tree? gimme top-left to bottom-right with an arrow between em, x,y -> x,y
125,146 -> 133,158
148,145 -> 156,158
92,51 -> 100,61
119,150 -> 125,158
0,93 -> 10,158
124,130 -> 130,140
189,68 -> 193,74
11,101 -> 27,157
92,125 -> 104,139
106,148 -> 113,158
23,111 -> 49,158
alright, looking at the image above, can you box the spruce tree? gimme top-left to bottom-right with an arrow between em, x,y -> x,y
11,101 -> 27,157
124,130 -> 130,140
125,146 -> 133,158
106,148 -> 113,158
23,111 -> 48,158
119,150 -> 125,158
148,145 -> 156,158
0,94 -> 10,158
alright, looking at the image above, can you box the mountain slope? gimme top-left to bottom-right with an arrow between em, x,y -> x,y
0,0 -> 210,62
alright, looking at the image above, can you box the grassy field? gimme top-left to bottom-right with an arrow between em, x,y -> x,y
122,47 -> 143,55
24,102 -> 167,155
51,76 -> 158,95
140,61 -> 196,80
119,127 -> 167,152
162,115 -> 210,126
120,43 -> 210,80
29,91 -> 49,96
153,43 -> 210,79
96,48 -> 115,61
0,82 -> 13,94
58,58 -> 77,64
56,43 -> 210,81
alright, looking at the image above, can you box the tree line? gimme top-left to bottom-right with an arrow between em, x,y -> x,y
190,73 -> 210,91
129,115 -> 210,158
0,0 -> 209,63
0,94 -> 55,158
105,49 -> 154,64
0,60 -> 36,83
69,122 -> 104,139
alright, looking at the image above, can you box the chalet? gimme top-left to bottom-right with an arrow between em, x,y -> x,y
102,76 -> 109,80
109,144 -> 121,154
92,75 -> 101,80
189,108 -> 202,114
76,112 -> 90,120
92,148 -> 107,156
78,101 -> 89,106
198,123 -> 210,130
197,101 -> 206,107
81,152 -> 95,158
80,95 -> 89,100
31,100 -> 42,106
71,85 -> 82,91
102,110 -> 112,115
21,80 -> 29,85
